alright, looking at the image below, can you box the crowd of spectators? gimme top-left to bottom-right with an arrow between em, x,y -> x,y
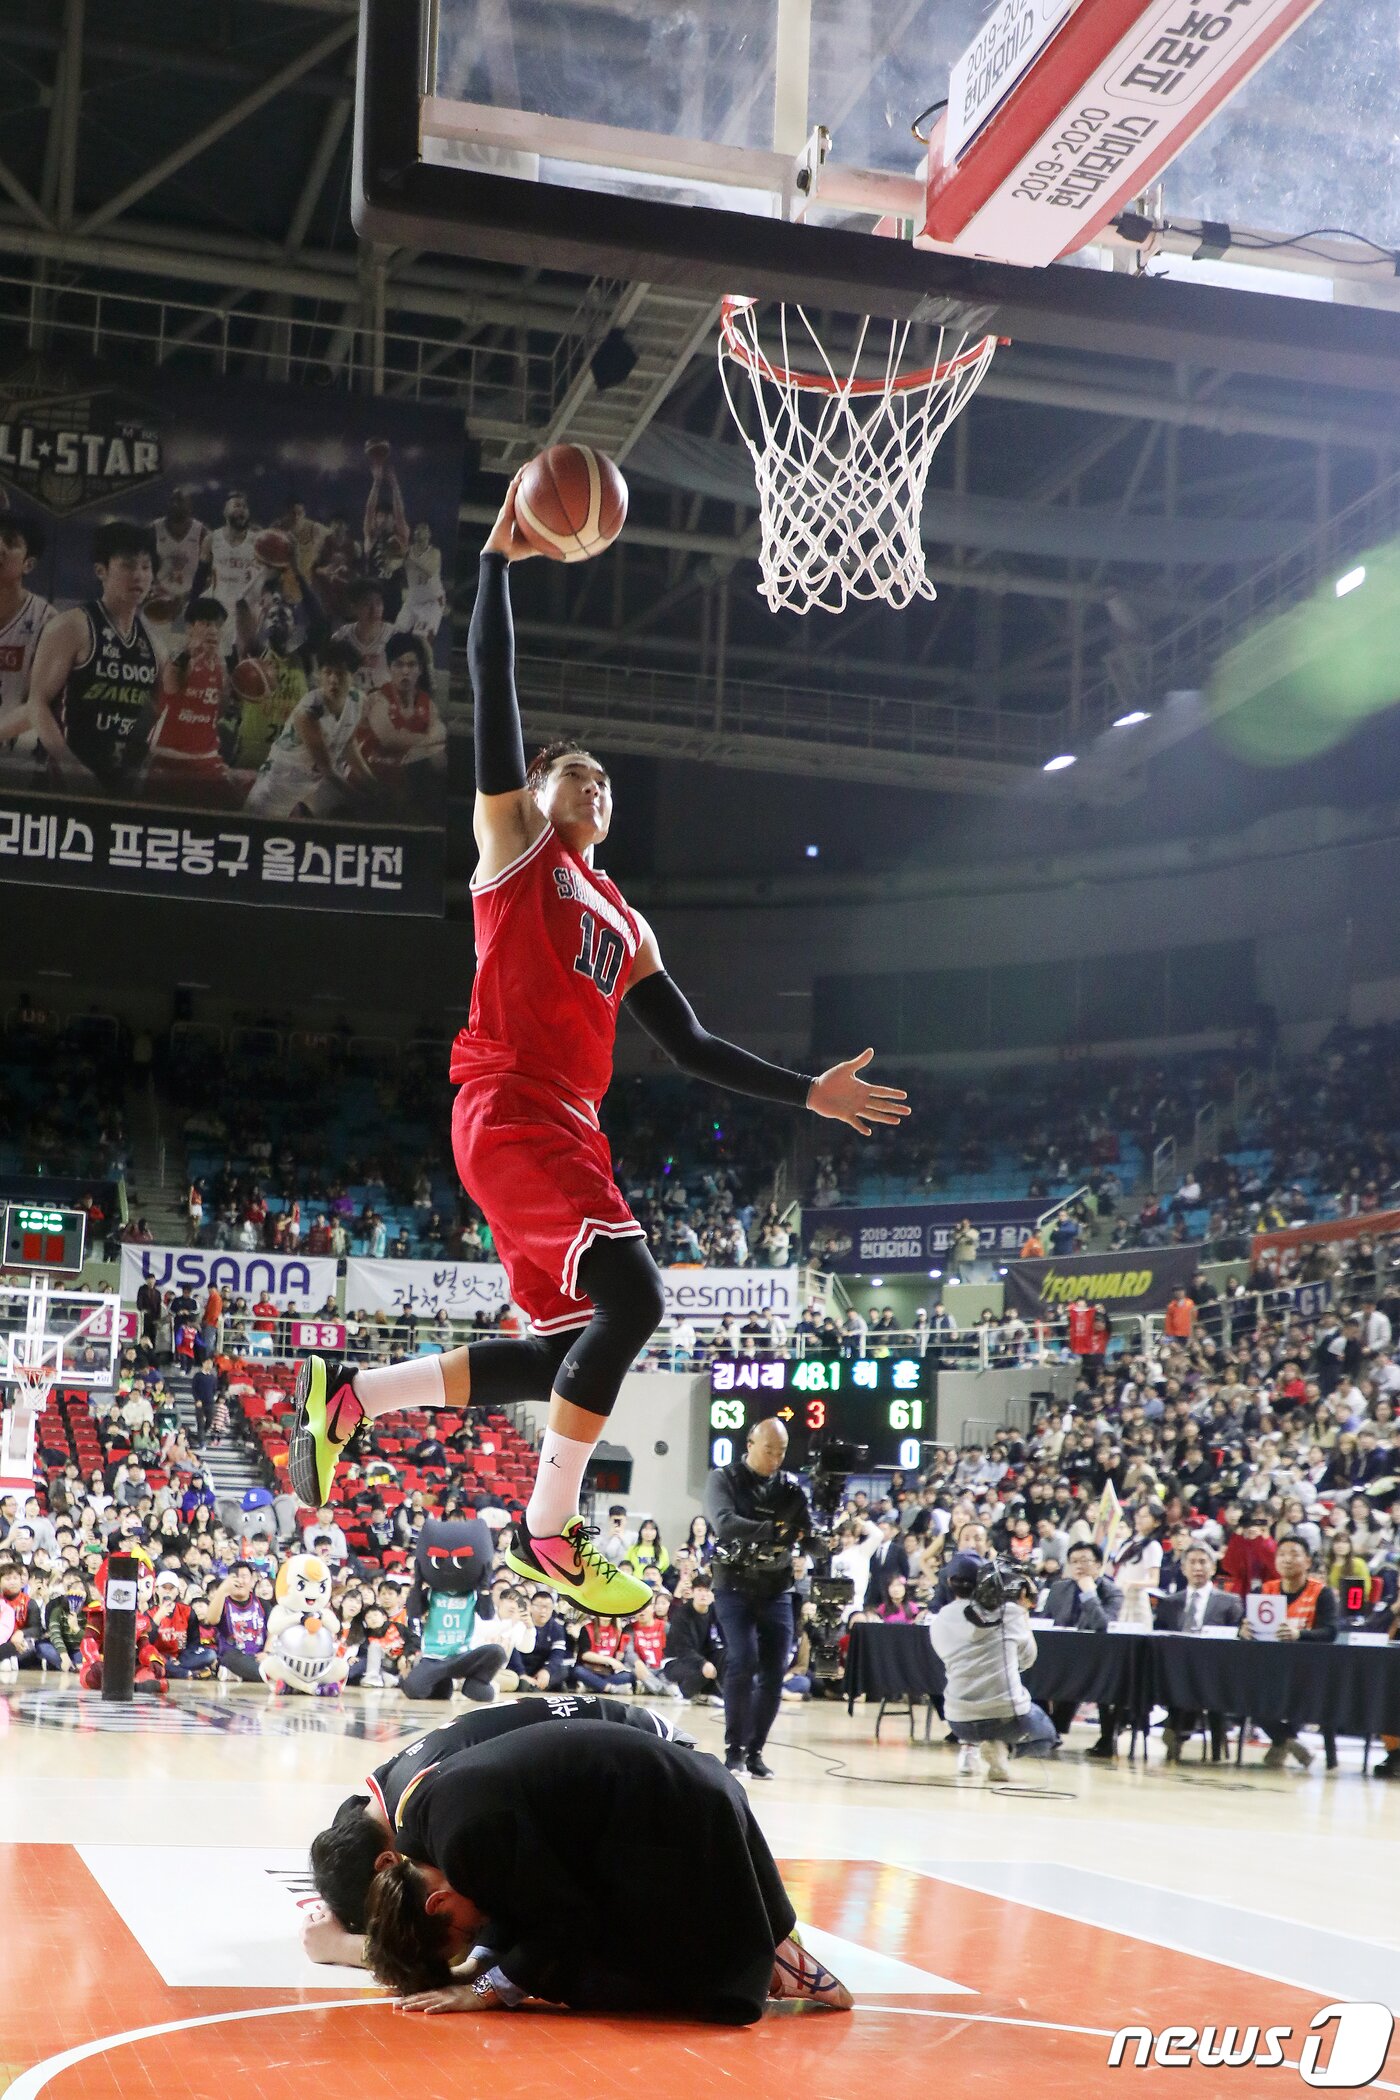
835,1238 -> 1400,1774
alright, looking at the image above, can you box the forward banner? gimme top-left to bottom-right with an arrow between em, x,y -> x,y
1003,1243 -> 1201,1318
119,1244 -> 339,1307
345,1256 -> 802,1328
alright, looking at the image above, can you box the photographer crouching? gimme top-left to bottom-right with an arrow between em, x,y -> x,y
705,1416 -> 811,1781
929,1554 -> 1059,1782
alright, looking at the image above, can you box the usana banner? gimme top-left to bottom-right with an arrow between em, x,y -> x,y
1003,1243 -> 1202,1318
0,357 -> 463,913
805,1199 -> 1046,1273
118,1244 -> 340,1307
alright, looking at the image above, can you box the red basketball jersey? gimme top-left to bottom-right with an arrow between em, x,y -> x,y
150,651 -> 225,763
450,824 -> 640,1113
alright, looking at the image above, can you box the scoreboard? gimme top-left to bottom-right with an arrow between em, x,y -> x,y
1,1203 -> 87,1274
707,1354 -> 934,1471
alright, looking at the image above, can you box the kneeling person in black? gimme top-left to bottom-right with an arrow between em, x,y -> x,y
365,1724 -> 851,2021
306,1692 -> 681,1965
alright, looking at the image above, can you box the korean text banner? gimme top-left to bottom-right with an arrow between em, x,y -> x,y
346,1257 -> 802,1328
0,358 -> 463,913
1003,1243 -> 1201,1318
119,1244 -> 339,1307
805,1199 -> 1046,1273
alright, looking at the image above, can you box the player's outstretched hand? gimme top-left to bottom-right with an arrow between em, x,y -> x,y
396,1982 -> 500,2014
483,468 -> 536,562
807,1048 -> 910,1137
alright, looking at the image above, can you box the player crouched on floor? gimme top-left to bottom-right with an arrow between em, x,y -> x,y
359,1723 -> 851,2020
302,1692 -> 690,1966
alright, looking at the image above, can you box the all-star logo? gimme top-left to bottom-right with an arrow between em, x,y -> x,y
0,372 -> 162,516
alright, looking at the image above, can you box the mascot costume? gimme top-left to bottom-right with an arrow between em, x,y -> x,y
259,1553 -> 349,1697
79,1547 -> 166,1692
401,1517 -> 505,1700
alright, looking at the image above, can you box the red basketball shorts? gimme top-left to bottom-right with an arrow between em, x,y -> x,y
451,1075 -> 644,1333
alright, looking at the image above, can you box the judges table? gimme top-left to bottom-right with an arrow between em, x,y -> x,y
844,1621 -> 1400,1756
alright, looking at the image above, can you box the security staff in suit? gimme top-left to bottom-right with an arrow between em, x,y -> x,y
1156,1541 -> 1244,1761
1041,1541 -> 1124,1754
862,1512 -> 910,1609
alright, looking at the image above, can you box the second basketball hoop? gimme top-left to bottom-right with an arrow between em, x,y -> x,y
718,298 -> 998,619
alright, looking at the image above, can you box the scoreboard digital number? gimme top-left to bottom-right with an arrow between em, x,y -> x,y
1,1202 -> 87,1274
707,1355 -> 933,1471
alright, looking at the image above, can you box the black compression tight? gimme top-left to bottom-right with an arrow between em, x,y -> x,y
465,1234 -> 666,1420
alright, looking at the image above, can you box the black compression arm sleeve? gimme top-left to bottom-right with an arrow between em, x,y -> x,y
624,971 -> 813,1109
469,551 -> 527,794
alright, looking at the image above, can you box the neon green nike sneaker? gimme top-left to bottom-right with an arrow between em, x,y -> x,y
504,1514 -> 651,1617
286,1355 -> 364,1507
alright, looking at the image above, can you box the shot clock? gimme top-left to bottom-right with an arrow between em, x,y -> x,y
708,1354 -> 933,1470
1,1203 -> 87,1275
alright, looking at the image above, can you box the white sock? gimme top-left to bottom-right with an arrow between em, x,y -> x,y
352,1354 -> 446,1420
526,1429 -> 594,1537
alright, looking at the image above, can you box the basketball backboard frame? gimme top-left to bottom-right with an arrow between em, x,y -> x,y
355,0 -> 1400,394
0,1276 -> 121,1496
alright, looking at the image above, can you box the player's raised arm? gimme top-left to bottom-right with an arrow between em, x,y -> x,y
469,472 -> 544,882
623,914 -> 909,1136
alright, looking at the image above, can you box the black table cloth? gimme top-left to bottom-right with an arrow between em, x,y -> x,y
843,1621 -> 1400,1738
844,1622 -> 1143,1714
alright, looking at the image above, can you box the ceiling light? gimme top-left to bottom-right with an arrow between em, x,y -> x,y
1113,709 -> 1151,727
1335,566 -> 1366,598
1043,753 -> 1077,772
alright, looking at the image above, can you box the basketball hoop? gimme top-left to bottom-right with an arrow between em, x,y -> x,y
11,1357 -> 55,1412
718,297 -> 998,616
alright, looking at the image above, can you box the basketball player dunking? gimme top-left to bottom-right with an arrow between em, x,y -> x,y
288,472 -> 909,1616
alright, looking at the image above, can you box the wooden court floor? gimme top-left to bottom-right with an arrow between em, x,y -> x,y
2,1684 -> 1398,2098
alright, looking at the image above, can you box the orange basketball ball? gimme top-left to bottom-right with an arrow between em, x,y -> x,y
231,657 -> 276,702
515,445 -> 628,562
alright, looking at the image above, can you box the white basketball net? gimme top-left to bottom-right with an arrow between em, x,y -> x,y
719,297 -> 998,617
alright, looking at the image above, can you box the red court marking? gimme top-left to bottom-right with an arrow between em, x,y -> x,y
1,1849 -> 1394,2098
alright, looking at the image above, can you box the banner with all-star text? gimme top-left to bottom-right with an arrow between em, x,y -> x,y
1003,1243 -> 1201,1318
0,358 -> 463,913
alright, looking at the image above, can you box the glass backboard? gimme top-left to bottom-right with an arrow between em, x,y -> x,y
356,0 -> 1400,385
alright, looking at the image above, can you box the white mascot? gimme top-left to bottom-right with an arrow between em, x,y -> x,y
259,1554 -> 349,1697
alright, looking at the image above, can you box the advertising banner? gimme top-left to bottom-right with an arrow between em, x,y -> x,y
0,358 -> 463,913
119,1244 -> 339,1308
346,1256 -> 802,1328
805,1199 -> 1045,1273
1251,1208 -> 1400,1259
1003,1242 -> 1201,1318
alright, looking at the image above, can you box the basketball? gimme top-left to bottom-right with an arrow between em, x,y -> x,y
365,438 -> 392,467
253,528 -> 295,569
514,445 -> 628,563
231,657 -> 275,701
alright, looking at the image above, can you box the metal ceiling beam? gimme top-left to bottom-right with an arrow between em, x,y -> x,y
76,19 -> 356,237
0,20 -> 354,101
0,154 -> 51,235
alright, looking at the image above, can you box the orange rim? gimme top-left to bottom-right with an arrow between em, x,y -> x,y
719,294 -> 999,398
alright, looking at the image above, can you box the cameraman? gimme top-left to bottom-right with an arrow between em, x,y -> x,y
704,1416 -> 810,1781
928,1553 -> 1058,1782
